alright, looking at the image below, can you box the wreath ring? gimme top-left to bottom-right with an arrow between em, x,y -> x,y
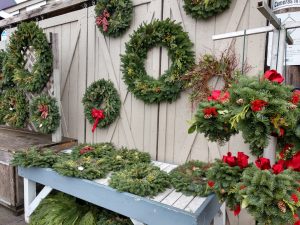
121,19 -> 195,104
95,0 -> 133,37
82,79 -> 121,131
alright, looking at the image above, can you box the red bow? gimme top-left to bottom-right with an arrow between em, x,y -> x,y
96,9 -> 110,32
38,105 -> 49,119
264,70 -> 284,84
91,108 -> 105,133
207,90 -> 230,103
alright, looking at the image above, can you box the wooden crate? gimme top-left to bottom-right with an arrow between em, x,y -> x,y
0,126 -> 77,213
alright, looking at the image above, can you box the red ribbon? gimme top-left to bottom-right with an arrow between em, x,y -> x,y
96,9 -> 110,32
38,105 -> 49,119
91,108 -> 105,133
264,70 -> 284,84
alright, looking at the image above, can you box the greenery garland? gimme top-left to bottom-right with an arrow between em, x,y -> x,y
183,0 -> 232,20
109,163 -> 170,197
82,79 -> 121,131
169,161 -> 212,197
95,0 -> 133,38
30,94 -> 60,134
121,19 -> 195,103
1,89 -> 28,128
4,22 -> 53,93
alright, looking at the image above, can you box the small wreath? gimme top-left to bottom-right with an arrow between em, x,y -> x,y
82,79 -> 121,132
183,0 -> 232,20
169,161 -> 212,197
109,163 -> 171,197
30,94 -> 60,134
121,19 -> 195,103
71,143 -> 116,159
4,22 -> 53,93
1,89 -> 28,128
95,0 -> 133,37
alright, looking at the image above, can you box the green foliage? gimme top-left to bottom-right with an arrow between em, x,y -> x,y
96,210 -> 133,225
95,0 -> 133,38
30,94 -> 60,134
82,79 -> 121,129
109,163 -> 170,197
4,22 -> 53,93
0,50 -> 11,89
183,0 -> 232,20
71,143 -> 116,159
169,160 -> 212,197
121,19 -> 195,103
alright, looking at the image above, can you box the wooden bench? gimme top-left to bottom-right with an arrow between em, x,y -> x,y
18,161 -> 224,225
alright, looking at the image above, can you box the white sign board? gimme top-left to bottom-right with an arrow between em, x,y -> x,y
273,0 -> 300,11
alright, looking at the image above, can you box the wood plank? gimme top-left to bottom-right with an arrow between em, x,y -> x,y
161,190 -> 182,205
185,197 -> 207,213
151,188 -> 174,202
163,164 -> 177,173
172,195 -> 194,210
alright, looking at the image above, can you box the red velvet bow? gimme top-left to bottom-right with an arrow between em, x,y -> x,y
207,90 -> 230,103
38,105 -> 49,119
96,9 -> 110,32
91,108 -> 105,133
264,70 -> 284,84
255,157 -> 271,170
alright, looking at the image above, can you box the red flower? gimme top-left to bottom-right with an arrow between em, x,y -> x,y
255,157 -> 271,170
272,160 -> 285,174
222,152 -> 237,167
233,205 -> 241,216
251,99 -> 268,112
207,90 -> 230,103
292,194 -> 299,203
264,70 -> 284,84
79,146 -> 94,155
237,152 -> 249,169
203,107 -> 218,117
287,152 -> 300,172
292,90 -> 300,105
208,180 -> 215,188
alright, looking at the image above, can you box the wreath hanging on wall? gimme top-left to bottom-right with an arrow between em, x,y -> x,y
82,79 -> 121,132
30,94 -> 60,134
4,22 -> 53,93
121,19 -> 195,104
95,0 -> 133,37
183,0 -> 232,20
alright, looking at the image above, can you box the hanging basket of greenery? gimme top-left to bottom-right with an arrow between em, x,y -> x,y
95,0 -> 133,37
121,19 -> 195,103
4,22 -> 53,93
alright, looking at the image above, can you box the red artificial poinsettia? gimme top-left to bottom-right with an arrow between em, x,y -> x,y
237,152 -> 249,169
272,160 -> 285,174
79,146 -> 94,155
255,157 -> 271,170
207,90 -> 230,103
222,152 -> 237,167
264,70 -> 284,84
292,90 -> 300,105
287,152 -> 300,172
208,180 -> 215,188
203,107 -> 218,118
233,205 -> 241,216
251,99 -> 268,112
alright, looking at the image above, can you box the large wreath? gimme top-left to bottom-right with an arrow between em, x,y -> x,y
82,79 -> 121,132
4,22 -> 53,93
95,0 -> 133,37
30,94 -> 60,134
121,19 -> 195,103
183,0 -> 232,20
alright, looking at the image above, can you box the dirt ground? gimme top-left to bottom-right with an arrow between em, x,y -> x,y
0,205 -> 26,225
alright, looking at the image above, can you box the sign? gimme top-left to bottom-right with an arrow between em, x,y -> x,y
273,0 -> 300,11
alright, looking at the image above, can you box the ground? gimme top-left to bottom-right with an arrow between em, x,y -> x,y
0,205 -> 26,225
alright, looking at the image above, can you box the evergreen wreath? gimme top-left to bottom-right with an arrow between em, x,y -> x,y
183,0 -> 232,20
1,89 -> 28,128
82,79 -> 121,132
109,163 -> 171,197
95,0 -> 133,38
121,19 -> 195,103
71,143 -> 116,159
4,22 -> 53,93
30,94 -> 60,134
169,160 -> 212,197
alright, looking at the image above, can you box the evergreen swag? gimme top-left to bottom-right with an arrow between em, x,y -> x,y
4,22 -> 53,93
183,0 -> 232,20
109,163 -> 171,197
169,160 -> 212,197
121,19 -> 195,103
30,94 -> 60,134
95,0 -> 133,38
82,79 -> 121,132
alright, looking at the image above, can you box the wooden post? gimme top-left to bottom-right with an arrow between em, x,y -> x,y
24,178 -> 36,223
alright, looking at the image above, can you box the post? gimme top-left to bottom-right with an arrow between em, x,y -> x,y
24,178 -> 36,223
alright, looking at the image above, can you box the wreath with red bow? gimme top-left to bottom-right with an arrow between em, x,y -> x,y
82,79 -> 121,132
95,0 -> 133,37
30,94 -> 60,134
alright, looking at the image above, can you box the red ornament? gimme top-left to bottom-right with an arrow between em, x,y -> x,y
79,146 -> 94,155
208,180 -> 215,188
272,160 -> 285,174
38,104 -> 49,119
250,99 -> 268,112
203,107 -> 218,118
237,152 -> 249,169
222,152 -> 237,167
292,194 -> 299,203
264,70 -> 284,84
96,9 -> 110,32
233,205 -> 241,216
207,90 -> 230,103
91,108 -> 105,133
255,157 -> 271,170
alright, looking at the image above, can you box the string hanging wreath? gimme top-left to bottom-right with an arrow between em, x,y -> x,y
4,22 -> 53,93
121,19 -> 195,103
169,161 -> 213,197
95,0 -> 133,37
82,79 -> 121,132
183,0 -> 232,20
109,163 -> 171,197
29,94 -> 60,134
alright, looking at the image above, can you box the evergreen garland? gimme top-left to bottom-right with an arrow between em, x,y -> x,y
95,0 -> 133,38
30,94 -> 60,134
4,22 -> 53,93
109,163 -> 171,197
183,0 -> 232,20
169,160 -> 212,197
121,19 -> 195,103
